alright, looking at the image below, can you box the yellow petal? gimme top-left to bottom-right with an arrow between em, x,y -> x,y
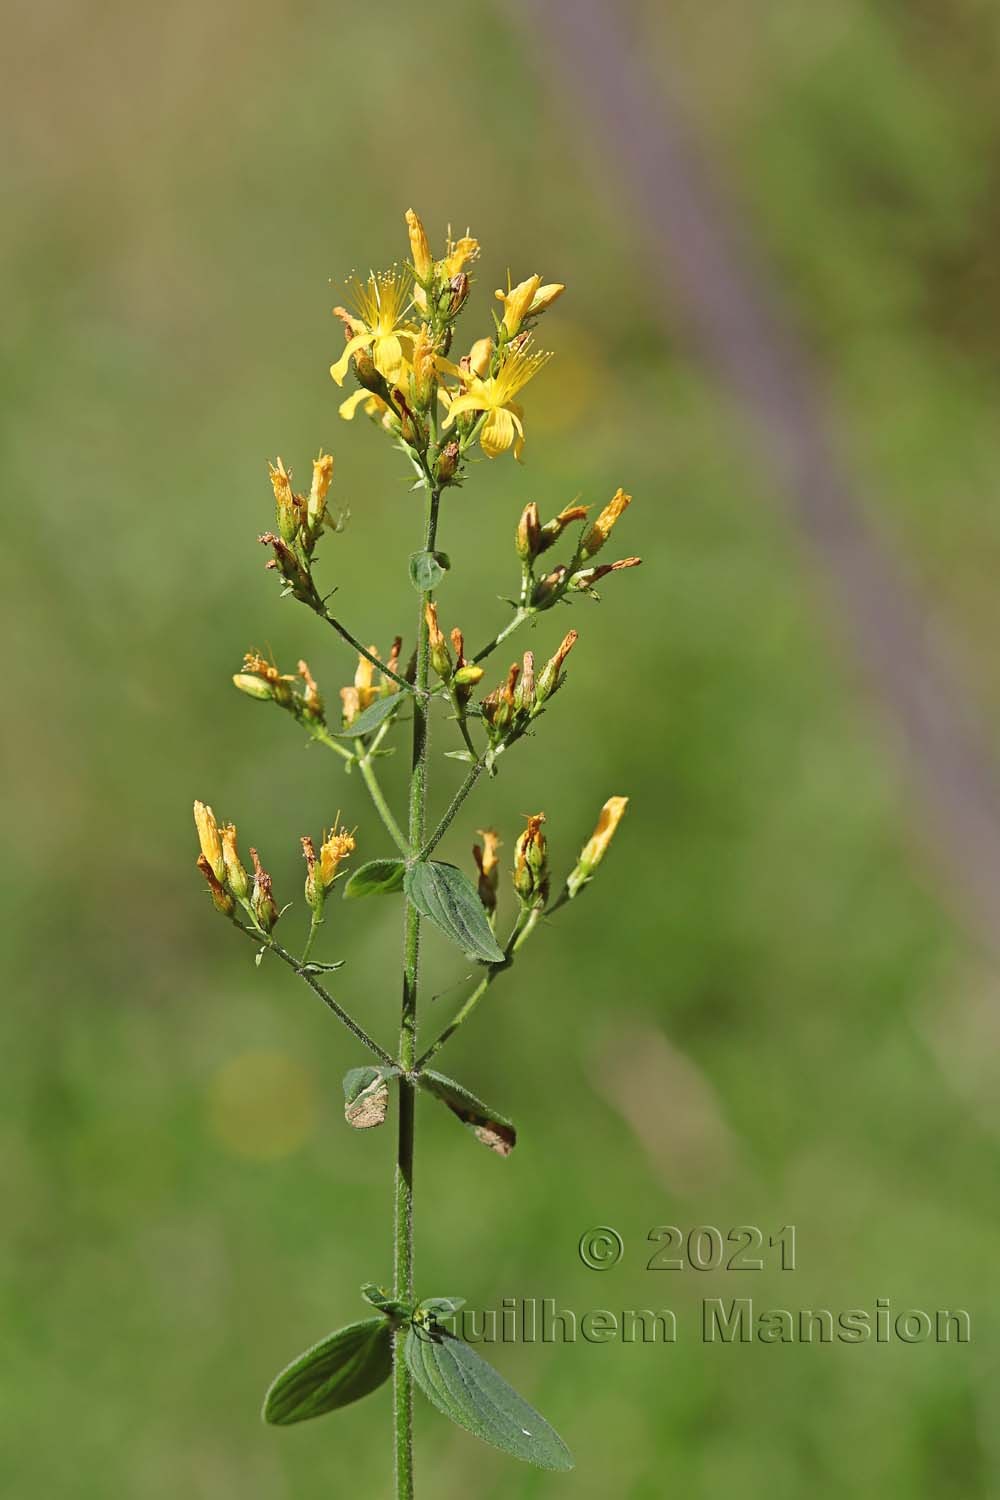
330,331 -> 374,386
443,392 -> 487,424
338,388 -> 371,421
480,407 -> 516,458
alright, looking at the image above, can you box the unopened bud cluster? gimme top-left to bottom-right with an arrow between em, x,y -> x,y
479,631 -> 578,751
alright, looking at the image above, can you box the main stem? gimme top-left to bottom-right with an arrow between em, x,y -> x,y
393,482 -> 441,1500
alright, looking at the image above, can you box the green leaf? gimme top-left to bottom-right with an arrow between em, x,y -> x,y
342,858 -> 406,899
417,1070 -> 517,1155
343,1065 -> 399,1129
417,1296 -> 466,1321
330,693 -> 403,739
409,549 -> 451,592
263,1319 -> 392,1425
361,1283 -> 412,1321
404,862 -> 506,964
405,1326 -> 573,1471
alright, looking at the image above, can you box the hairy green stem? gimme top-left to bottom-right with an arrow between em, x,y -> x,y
415,905 -> 540,1069
393,482 -> 442,1500
320,604 -> 425,698
354,738 -> 410,856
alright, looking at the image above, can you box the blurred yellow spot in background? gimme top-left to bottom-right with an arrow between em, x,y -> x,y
207,1050 -> 319,1161
529,320 -> 605,432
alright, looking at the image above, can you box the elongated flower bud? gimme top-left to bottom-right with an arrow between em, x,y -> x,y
516,501 -> 541,562
436,441 -> 460,483
496,275 -> 541,337
570,556 -> 642,591
197,853 -> 234,915
250,847 -> 279,932
513,813 -> 548,906
405,208 -> 433,284
536,630 -> 578,704
232,672 -> 274,701
473,828 -> 501,915
538,501 -> 589,553
566,796 -> 629,899
268,458 -> 299,543
425,602 -> 452,681
194,801 -> 225,882
221,823 -> 249,900
298,659 -> 323,721
307,452 -> 334,533
580,487 -> 631,559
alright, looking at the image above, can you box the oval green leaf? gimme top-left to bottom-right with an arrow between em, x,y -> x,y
405,1326 -> 573,1471
404,861 -> 506,964
263,1318 -> 392,1425
417,1070 -> 516,1155
342,858 -> 406,899
331,693 -> 403,739
409,549 -> 451,593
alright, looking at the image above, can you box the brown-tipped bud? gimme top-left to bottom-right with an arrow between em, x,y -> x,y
453,663 -> 484,687
232,672 -> 274,701
570,556 -> 642,591
425,602 -> 452,681
566,796 -> 629,899
513,813 -> 549,906
516,501 -> 542,562
515,650 -> 535,712
405,208 -> 433,283
301,834 -> 323,912
268,458 -> 299,543
580,487 -> 632,559
392,386 -> 417,443
194,801 -> 225,883
435,441 -> 460,483
531,564 -> 567,608
538,501 -> 590,553
384,636 -> 403,684
197,853 -> 234,915
249,847 -> 279,932
221,823 -> 249,901
449,272 -> 470,314
258,532 -> 311,599
298,660 -> 324,721
473,828 -> 501,914
307,452 -> 334,533
320,819 -> 356,887
536,630 -> 578,704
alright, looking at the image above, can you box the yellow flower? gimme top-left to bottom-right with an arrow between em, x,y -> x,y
439,229 -> 479,280
320,817 -> 357,887
442,340 -> 552,460
339,648 -> 380,726
330,267 -> 415,386
581,487 -> 631,557
194,801 -> 224,882
338,388 -> 392,424
566,796 -> 629,898
495,275 -> 565,335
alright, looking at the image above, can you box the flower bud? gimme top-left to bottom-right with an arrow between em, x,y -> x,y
514,650 -> 535,713
221,823 -> 249,900
473,828 -> 501,915
566,796 -> 629,899
448,273 -> 470,315
298,659 -> 323,721
580,487 -> 632,559
320,819 -> 356,888
453,663 -> 484,687
435,441 -> 460,483
570,556 -> 642,591
425,602 -> 452,681
405,207 -> 433,284
529,282 -> 566,317
197,853 -> 234,915
516,501 -> 542,562
496,275 -> 541,337
513,813 -> 548,906
232,672 -> 274,701
538,501 -> 589,553
411,325 -> 437,410
301,835 -> 323,912
536,630 -> 578,704
194,801 -> 225,882
531,564 -> 567,608
250,847 -> 279,932
307,451 -> 334,533
468,337 -> 493,379
268,458 -> 299,543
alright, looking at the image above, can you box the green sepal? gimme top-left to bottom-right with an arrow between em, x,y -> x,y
404,861 -> 506,964
409,549 -> 451,592
417,1069 -> 516,1156
342,858 -> 406,899
404,1325 -> 573,1471
416,1296 -> 466,1322
330,694 -> 403,739
262,1318 -> 392,1425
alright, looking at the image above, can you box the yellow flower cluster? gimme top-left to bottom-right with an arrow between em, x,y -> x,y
329,209 -> 565,466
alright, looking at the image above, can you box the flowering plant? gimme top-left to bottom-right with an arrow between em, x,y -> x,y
193,209 -> 638,1495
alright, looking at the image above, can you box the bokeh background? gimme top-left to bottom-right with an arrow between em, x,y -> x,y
4,1 -> 1000,1495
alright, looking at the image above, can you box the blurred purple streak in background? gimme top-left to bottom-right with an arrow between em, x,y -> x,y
507,0 -> 1000,955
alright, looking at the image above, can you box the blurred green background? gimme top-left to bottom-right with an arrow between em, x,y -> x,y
4,1 -> 999,1496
